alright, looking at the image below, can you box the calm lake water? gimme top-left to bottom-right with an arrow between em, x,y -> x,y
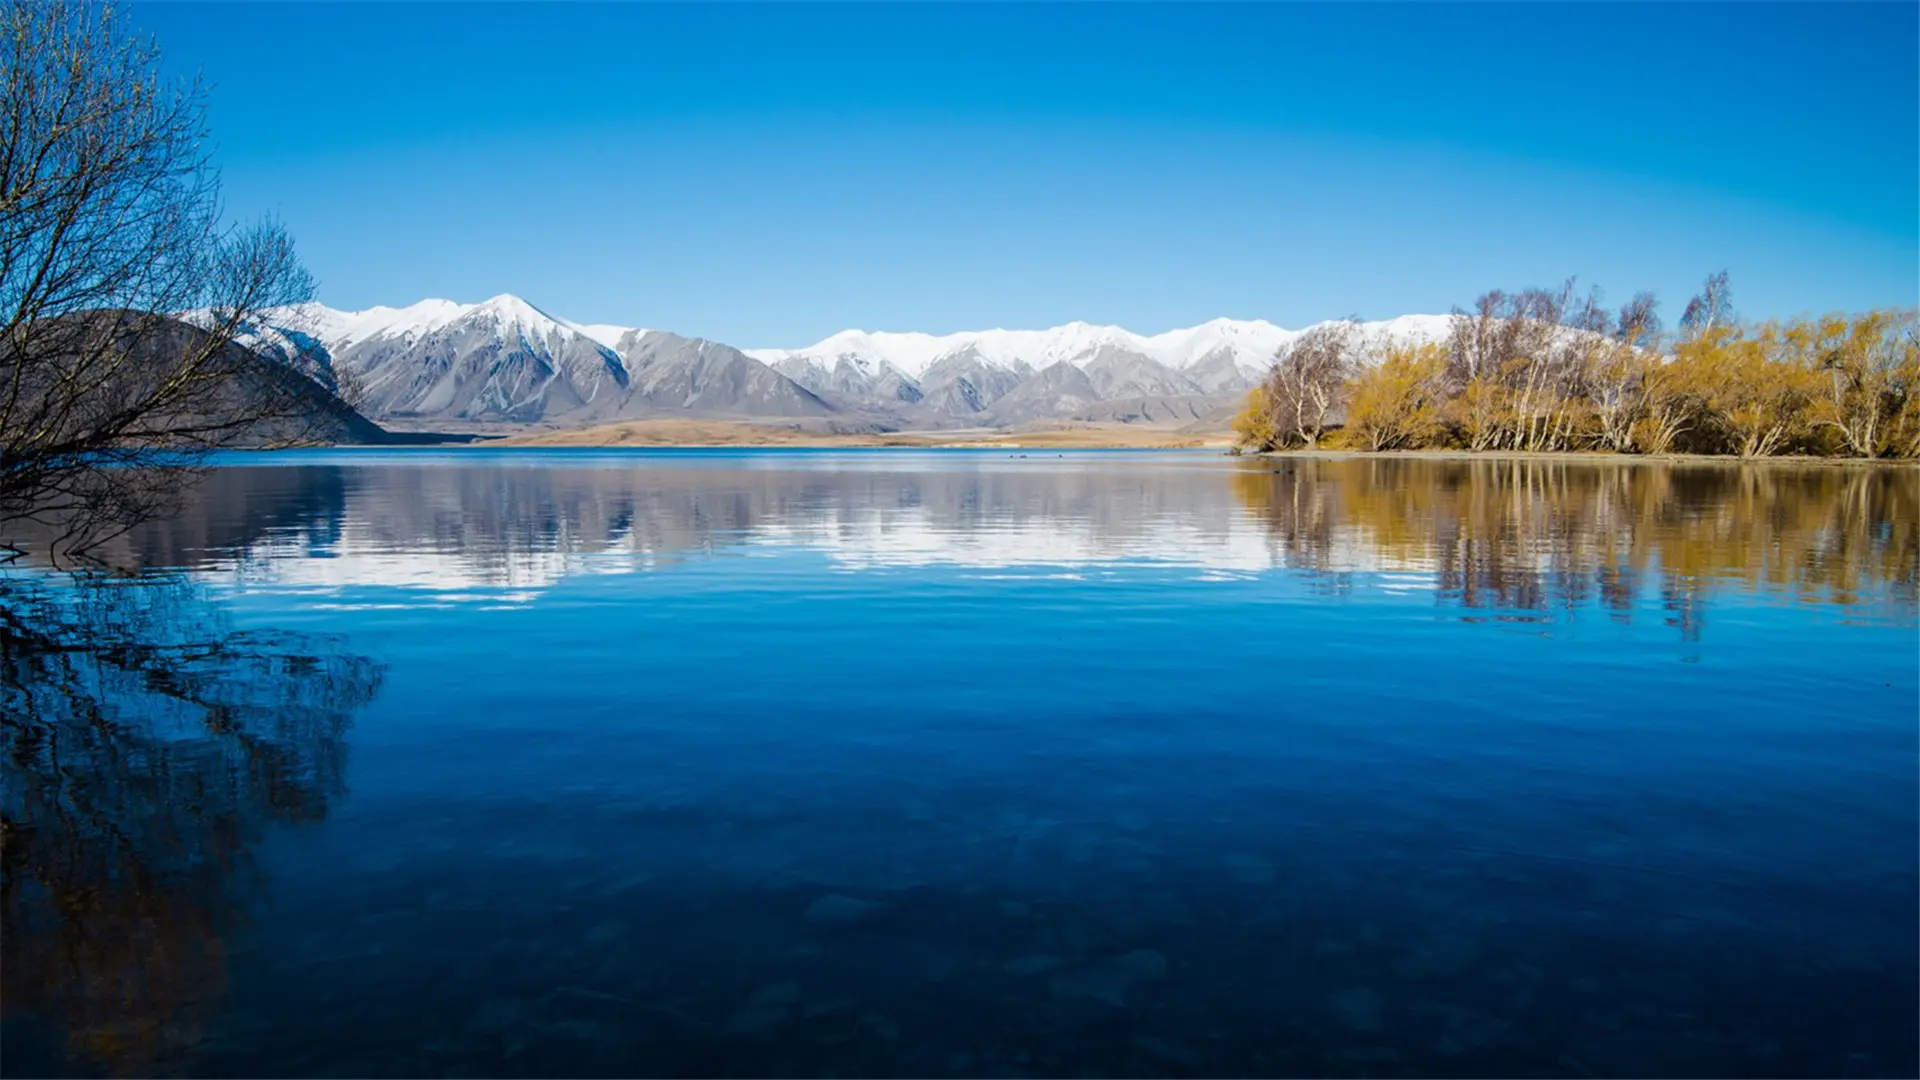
3,450 -> 1915,1079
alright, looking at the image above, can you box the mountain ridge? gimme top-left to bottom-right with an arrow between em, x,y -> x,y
238,296 -> 1457,430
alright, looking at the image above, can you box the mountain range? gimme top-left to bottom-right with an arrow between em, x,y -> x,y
240,295 -> 1455,431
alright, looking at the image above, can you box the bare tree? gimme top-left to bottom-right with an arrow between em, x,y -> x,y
1444,281 -> 1589,451
1679,270 -> 1733,342
1616,290 -> 1662,351
1262,320 -> 1359,447
0,1 -> 318,559
1591,290 -> 1662,452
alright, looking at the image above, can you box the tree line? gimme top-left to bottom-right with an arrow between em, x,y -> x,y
1234,273 -> 1920,459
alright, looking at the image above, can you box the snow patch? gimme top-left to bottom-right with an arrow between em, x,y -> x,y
258,295 -> 639,360
236,294 -> 1459,386
749,315 -> 1456,380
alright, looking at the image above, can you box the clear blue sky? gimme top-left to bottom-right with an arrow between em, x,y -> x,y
131,2 -> 1916,346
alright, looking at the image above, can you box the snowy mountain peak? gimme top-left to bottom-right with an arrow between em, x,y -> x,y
747,313 -> 1467,385
456,294 -> 630,354
472,293 -> 550,321
235,296 -> 1464,394
206,294 -> 1481,430
259,296 -> 641,358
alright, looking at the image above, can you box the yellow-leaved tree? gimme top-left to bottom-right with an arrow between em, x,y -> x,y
1800,309 -> 1920,458
1231,386 -> 1281,452
1343,345 -> 1446,451
1676,324 -> 1820,457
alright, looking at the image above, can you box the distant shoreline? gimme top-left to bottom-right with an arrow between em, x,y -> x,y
393,419 -> 1235,451
335,419 -> 1915,463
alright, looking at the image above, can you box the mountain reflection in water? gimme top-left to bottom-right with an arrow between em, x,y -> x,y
0,450 -> 1911,1079
112,451 -> 1919,634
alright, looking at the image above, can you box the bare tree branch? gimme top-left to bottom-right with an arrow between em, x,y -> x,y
0,1 -> 321,558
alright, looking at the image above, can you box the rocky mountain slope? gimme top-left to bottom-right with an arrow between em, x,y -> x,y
245,296 -> 1456,430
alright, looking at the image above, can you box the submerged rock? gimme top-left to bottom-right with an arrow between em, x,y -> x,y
1005,954 -> 1064,977
1414,1000 -> 1512,1057
727,980 -> 801,1036
1332,1046 -> 1402,1066
1330,987 -> 1384,1033
1049,949 -> 1169,1006
1222,852 -> 1277,885
917,948 -> 961,983
1117,949 -> 1168,979
462,997 -> 535,1037
747,980 -> 802,1007
859,1013 -> 900,1041
1394,932 -> 1482,979
801,997 -> 855,1019
1130,1033 -> 1207,1071
583,920 -> 628,948
804,893 -> 888,928
1051,965 -> 1133,1007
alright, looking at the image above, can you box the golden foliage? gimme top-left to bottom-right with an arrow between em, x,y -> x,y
1236,278 -> 1918,459
1231,386 -> 1281,452
1233,323 -> 1360,451
1343,345 -> 1445,451
1670,325 -> 1821,457
1799,310 -> 1920,458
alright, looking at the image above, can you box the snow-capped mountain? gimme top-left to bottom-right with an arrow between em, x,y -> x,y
747,314 -> 1452,382
281,294 -> 637,356
244,296 -> 834,425
295,295 -> 635,421
236,295 -> 1459,430
745,314 -> 1454,422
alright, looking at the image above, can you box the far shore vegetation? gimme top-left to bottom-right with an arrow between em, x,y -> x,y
1233,274 -> 1920,462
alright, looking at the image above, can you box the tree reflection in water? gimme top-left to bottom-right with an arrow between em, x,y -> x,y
0,572 -> 384,1075
1231,458 -> 1919,638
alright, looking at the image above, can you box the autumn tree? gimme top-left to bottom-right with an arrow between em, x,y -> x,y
0,1 -> 317,556
1801,309 -> 1920,458
1679,270 -> 1735,341
1672,323 -> 1819,457
1630,355 -> 1701,456
1234,321 -> 1360,451
1231,385 -> 1281,452
1270,321 -> 1360,447
1253,270 -> 1914,461
1443,283 -> 1590,452
1590,291 -> 1662,452
1343,344 -> 1445,451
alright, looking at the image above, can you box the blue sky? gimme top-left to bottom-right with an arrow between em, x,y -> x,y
132,2 -> 1916,346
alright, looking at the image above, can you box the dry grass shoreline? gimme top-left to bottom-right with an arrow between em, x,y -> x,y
354,419 -> 1913,464
471,419 -> 1231,450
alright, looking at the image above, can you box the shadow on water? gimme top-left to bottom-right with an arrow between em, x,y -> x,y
0,573 -> 384,1077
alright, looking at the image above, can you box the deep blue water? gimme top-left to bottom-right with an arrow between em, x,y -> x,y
3,451 -> 1916,1078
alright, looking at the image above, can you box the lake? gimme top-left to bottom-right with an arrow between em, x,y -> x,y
2,450 -> 1915,1078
